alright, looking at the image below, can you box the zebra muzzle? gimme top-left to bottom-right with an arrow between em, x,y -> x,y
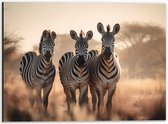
104,47 -> 112,59
77,55 -> 86,67
44,51 -> 52,62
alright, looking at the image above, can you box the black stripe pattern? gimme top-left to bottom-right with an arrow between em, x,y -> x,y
19,30 -> 56,112
89,22 -> 121,119
59,30 -> 93,112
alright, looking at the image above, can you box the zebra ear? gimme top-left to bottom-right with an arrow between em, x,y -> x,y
51,31 -> 57,39
97,22 -> 105,34
70,30 -> 78,40
86,30 -> 93,41
42,30 -> 49,39
113,23 -> 120,34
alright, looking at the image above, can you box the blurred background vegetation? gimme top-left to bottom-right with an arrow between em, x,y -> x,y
3,22 -> 166,121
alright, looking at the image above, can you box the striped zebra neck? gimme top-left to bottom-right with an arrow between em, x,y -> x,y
70,58 -> 88,80
96,53 -> 118,82
74,57 -> 87,69
39,55 -> 52,69
102,52 -> 114,62
98,53 -> 115,70
74,56 -> 87,68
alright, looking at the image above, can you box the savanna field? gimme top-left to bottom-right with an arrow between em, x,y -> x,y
4,65 -> 166,121
3,22 -> 166,121
3,2 -> 166,121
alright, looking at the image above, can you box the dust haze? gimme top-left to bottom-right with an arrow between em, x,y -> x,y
3,22 -> 166,121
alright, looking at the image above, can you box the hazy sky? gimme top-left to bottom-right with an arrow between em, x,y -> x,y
4,3 -> 166,52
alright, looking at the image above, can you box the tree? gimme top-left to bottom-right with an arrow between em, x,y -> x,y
117,23 -> 166,78
4,31 -> 23,61
4,31 -> 24,72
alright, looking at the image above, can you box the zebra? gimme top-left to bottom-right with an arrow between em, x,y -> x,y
89,22 -> 121,119
20,30 -> 56,113
59,30 -> 93,113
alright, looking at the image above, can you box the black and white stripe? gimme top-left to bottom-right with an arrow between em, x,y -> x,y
20,30 -> 56,112
59,30 -> 93,112
89,22 -> 121,119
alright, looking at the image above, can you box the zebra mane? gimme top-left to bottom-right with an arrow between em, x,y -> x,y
79,30 -> 85,38
39,30 -> 51,54
107,24 -> 110,33
39,36 -> 43,54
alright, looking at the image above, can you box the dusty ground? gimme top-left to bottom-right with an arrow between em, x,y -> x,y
3,73 -> 166,121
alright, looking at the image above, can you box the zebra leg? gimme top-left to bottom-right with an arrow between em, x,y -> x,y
79,85 -> 88,107
96,88 -> 104,119
42,83 -> 53,113
70,88 -> 77,104
69,88 -> 77,117
63,87 -> 71,113
35,87 -> 42,113
106,87 -> 116,119
89,86 -> 97,112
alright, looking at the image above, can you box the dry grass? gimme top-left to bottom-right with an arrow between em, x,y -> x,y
3,72 -> 166,121
112,79 -> 166,120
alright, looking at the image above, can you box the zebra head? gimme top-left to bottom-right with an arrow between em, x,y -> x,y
97,22 -> 120,60
39,30 -> 56,62
70,30 -> 93,67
